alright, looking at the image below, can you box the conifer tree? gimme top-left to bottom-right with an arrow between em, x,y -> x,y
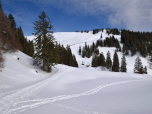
100,34 -> 102,38
131,44 -> 136,56
125,47 -> 129,55
82,47 -> 85,58
8,13 -> 16,30
120,54 -> 127,72
112,51 -> 119,72
106,51 -> 112,70
0,5 -> 21,51
143,66 -> 147,74
0,0 -> 2,10
79,46 -> 81,55
92,54 -> 98,67
92,42 -> 95,52
104,40 -> 106,47
122,44 -> 125,54
99,53 -> 106,67
134,56 -> 143,74
87,45 -> 91,58
66,45 -> 73,66
73,55 -> 78,67
95,48 -> 99,55
33,11 -> 55,72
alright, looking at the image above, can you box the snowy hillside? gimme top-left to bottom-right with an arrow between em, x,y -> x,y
28,30 -> 152,75
0,31 -> 152,114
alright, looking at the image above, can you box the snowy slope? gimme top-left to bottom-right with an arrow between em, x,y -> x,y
0,31 -> 152,114
27,30 -> 152,74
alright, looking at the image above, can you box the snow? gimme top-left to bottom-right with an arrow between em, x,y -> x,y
0,31 -> 152,114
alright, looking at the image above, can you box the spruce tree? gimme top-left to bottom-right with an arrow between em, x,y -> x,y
79,46 -> 81,55
0,5 -> 21,51
100,34 -> 102,38
66,45 -> 73,66
112,51 -> 119,72
87,45 -> 91,58
143,66 -> 147,74
100,53 -> 106,67
73,55 -> 78,67
95,48 -> 99,55
122,44 -> 125,54
33,11 -> 55,72
134,56 -> 143,74
0,0 -> 2,10
92,54 -> 98,67
120,54 -> 127,72
131,44 -> 136,56
8,13 -> 16,30
106,51 -> 112,70
82,47 -> 85,58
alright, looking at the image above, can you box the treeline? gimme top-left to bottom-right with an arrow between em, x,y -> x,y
56,44 -> 78,67
121,30 -> 152,58
0,2 -> 34,57
92,28 -> 120,35
91,51 -> 147,74
91,51 -> 127,72
79,36 -> 121,58
106,28 -> 120,35
75,28 -> 120,35
75,30 -> 89,33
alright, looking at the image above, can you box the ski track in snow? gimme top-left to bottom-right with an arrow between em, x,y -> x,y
50,103 -> 109,114
4,78 -> 152,114
0,65 -> 66,114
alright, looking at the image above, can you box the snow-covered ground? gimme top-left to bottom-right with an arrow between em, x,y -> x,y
0,31 -> 152,114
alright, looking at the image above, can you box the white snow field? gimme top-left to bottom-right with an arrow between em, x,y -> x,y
0,30 -> 152,114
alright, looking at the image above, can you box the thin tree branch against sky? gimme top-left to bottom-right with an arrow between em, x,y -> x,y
2,0 -> 152,36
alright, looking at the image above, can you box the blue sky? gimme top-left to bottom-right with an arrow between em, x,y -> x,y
2,0 -> 152,36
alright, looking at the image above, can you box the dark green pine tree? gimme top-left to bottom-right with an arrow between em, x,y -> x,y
62,46 -> 68,65
131,44 -> 136,56
0,0 -> 2,10
143,66 -> 147,74
140,44 -> 147,57
134,56 -> 143,74
120,54 -> 127,72
106,51 -> 112,70
122,44 -> 125,54
87,45 -> 91,58
100,34 -> 102,38
73,55 -> 78,67
104,40 -> 106,47
33,11 -> 56,72
79,46 -> 81,55
100,53 -> 106,67
66,45 -> 73,66
17,27 -> 25,50
125,47 -> 129,55
92,54 -> 98,67
8,13 -> 17,30
28,40 -> 34,57
99,40 -> 103,47
91,42 -> 95,52
53,42 -> 61,64
112,51 -> 119,72
82,47 -> 85,58
95,48 -> 99,55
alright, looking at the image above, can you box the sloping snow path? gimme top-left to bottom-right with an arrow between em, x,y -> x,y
0,65 -> 65,114
1,76 -> 152,114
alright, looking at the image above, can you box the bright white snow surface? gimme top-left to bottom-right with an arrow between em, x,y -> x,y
0,31 -> 152,114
